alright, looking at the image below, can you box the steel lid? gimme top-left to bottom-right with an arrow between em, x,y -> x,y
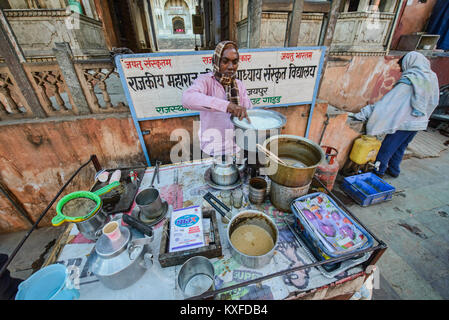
95,226 -> 131,258
232,109 -> 286,130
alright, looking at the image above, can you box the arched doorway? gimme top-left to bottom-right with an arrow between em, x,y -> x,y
172,16 -> 185,34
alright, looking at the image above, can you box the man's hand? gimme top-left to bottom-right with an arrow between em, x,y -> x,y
227,102 -> 250,122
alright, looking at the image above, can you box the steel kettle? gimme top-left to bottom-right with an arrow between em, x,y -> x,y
87,215 -> 154,290
210,155 -> 246,186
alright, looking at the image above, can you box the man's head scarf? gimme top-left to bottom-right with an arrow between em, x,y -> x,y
212,41 -> 240,106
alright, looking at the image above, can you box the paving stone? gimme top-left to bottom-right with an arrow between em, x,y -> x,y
372,272 -> 402,300
375,249 -> 443,300
369,219 -> 447,284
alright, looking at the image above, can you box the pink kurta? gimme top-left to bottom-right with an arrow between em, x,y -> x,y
182,72 -> 252,156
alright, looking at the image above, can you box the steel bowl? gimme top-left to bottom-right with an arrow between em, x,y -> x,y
232,109 -> 286,153
177,256 -> 215,298
269,179 -> 311,212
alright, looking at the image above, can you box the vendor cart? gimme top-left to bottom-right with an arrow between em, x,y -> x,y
17,155 -> 387,300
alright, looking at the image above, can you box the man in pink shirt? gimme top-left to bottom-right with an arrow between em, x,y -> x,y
182,41 -> 252,157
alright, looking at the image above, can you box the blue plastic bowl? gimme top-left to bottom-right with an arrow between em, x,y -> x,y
15,264 -> 80,300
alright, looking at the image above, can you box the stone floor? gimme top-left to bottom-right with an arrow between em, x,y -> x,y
1,133 -> 448,300
333,140 -> 449,300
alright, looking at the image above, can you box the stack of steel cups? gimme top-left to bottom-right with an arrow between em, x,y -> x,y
248,177 -> 267,205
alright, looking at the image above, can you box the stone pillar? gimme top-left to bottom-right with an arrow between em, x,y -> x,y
0,9 -> 46,118
52,42 -> 91,115
247,0 -> 262,48
286,0 -> 304,47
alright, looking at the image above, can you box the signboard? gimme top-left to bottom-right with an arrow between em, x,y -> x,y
192,14 -> 204,34
115,47 -> 325,165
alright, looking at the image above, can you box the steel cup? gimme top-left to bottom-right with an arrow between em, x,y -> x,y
135,188 -> 164,220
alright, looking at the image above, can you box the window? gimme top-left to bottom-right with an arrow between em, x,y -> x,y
172,17 -> 185,34
347,0 -> 360,12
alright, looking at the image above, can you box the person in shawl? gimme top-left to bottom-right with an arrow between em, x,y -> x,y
352,51 -> 440,178
182,41 -> 252,157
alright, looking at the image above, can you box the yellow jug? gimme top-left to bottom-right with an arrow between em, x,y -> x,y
349,135 -> 381,165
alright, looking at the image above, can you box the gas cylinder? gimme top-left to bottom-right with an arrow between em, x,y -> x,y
349,135 -> 381,165
315,146 -> 339,191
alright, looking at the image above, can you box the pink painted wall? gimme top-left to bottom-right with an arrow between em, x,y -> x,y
391,0 -> 438,50
318,55 -> 402,112
319,53 -> 448,113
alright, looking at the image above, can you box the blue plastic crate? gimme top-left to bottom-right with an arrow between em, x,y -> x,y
341,172 -> 395,207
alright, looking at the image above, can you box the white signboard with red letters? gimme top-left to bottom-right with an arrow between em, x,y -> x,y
116,47 -> 324,120
115,47 -> 325,165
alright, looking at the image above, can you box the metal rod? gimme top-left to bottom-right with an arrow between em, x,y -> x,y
319,114 -> 330,145
0,155 -> 98,278
0,183 -> 34,227
146,0 -> 159,52
246,0 -> 251,47
187,242 -> 386,300
285,0 -> 304,47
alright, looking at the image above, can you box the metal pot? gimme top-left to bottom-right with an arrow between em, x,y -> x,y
262,134 -> 325,187
203,192 -> 278,269
88,217 -> 154,290
227,210 -> 278,269
210,157 -> 246,186
75,208 -> 109,241
232,109 -> 286,153
269,179 -> 311,213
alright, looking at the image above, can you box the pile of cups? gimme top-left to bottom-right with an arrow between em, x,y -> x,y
248,177 -> 268,205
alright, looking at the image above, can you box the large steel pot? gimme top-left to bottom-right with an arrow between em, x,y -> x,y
262,135 -> 325,187
232,109 -> 286,153
227,210 -> 278,269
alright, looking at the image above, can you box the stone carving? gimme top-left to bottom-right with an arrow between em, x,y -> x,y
80,65 -> 128,113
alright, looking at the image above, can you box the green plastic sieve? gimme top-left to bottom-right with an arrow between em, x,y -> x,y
52,181 -> 120,227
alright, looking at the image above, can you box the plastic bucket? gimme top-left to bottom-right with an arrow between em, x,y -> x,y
15,264 -> 79,300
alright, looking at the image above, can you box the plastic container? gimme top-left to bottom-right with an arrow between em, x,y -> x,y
291,192 -> 374,271
349,135 -> 381,165
15,264 -> 80,300
341,172 -> 395,207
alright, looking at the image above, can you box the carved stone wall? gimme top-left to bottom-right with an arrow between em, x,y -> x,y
260,12 -> 324,47
331,12 -> 395,54
2,9 -> 109,61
